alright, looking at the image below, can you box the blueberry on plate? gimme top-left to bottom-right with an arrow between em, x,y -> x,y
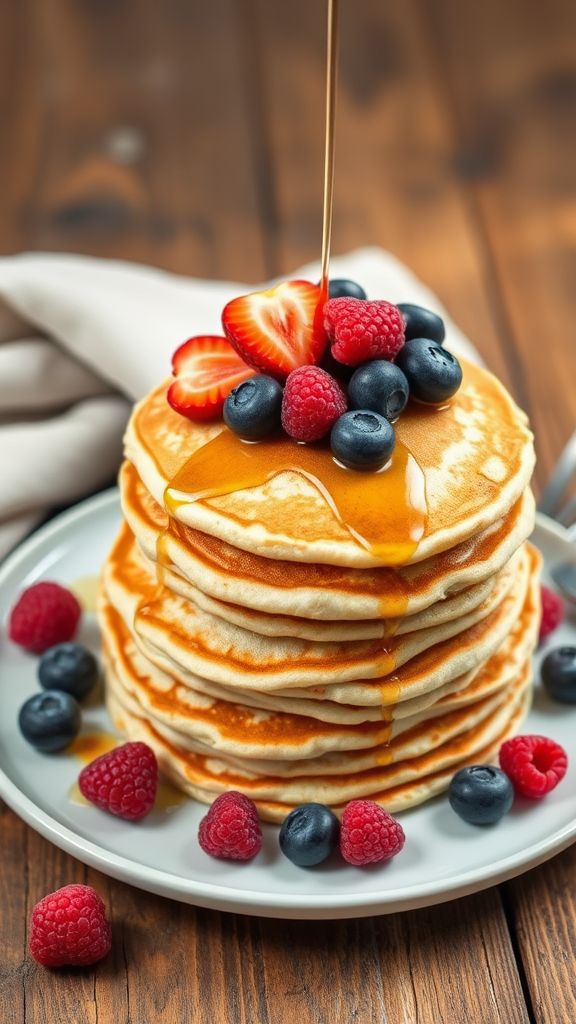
348,360 -> 409,421
449,765 -> 514,825
395,338 -> 462,404
38,642 -> 99,702
279,803 -> 340,866
331,410 -> 395,470
19,690 -> 81,753
541,646 -> 576,704
223,375 -> 283,440
398,303 -> 445,344
318,278 -> 367,301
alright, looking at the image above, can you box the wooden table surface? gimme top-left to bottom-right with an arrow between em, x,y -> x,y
2,1 -> 576,1020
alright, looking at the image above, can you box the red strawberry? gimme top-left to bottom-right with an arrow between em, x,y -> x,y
222,280 -> 328,380
167,336 -> 254,422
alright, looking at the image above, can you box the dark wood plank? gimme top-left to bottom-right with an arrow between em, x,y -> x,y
4,813 -> 530,1024
0,0 -> 269,282
504,845 -> 576,1024
420,0 -> 576,484
253,892 -> 530,1024
0,802 -> 27,1023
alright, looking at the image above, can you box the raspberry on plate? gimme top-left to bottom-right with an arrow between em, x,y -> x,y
198,791 -> 262,860
323,298 -> 405,367
340,799 -> 405,866
281,365 -> 347,442
8,582 -> 81,654
539,585 -> 565,644
29,884 -> 112,967
78,741 -> 158,821
499,735 -> 568,799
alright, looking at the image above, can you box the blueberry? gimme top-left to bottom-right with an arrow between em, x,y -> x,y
398,303 -> 445,344
331,411 -> 395,470
449,765 -> 514,825
395,338 -> 462,404
348,361 -> 409,421
541,646 -> 576,704
38,642 -> 99,702
18,690 -> 81,752
320,347 -> 355,383
279,803 -> 340,866
223,375 -> 283,440
318,278 -> 367,300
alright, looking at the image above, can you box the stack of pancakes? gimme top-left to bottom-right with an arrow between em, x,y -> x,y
99,358 -> 539,821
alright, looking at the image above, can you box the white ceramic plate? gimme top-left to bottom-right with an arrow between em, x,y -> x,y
0,490 -> 575,919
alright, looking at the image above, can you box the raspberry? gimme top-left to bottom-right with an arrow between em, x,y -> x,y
281,366 -> 347,442
29,884 -> 112,967
340,799 -> 405,866
539,585 -> 564,644
324,298 -> 405,367
8,582 -> 81,654
499,735 -> 568,799
198,791 -> 262,860
79,741 -> 158,821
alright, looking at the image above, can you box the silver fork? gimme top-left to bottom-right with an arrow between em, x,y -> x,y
538,429 -> 576,597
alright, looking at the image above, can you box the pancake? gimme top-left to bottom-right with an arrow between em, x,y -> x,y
102,522 -> 529,695
273,547 -> 538,708
146,554 -> 502,642
106,673 -> 531,820
125,358 -> 535,567
99,557 -> 540,757
121,458 -> 535,623
101,577 -> 537,760
107,663 -> 531,777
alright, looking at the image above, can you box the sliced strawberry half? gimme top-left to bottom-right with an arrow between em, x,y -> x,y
167,336 -> 254,422
221,280 -> 328,379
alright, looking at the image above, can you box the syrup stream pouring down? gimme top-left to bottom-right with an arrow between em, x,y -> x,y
162,0 -> 428,566
320,0 -> 339,294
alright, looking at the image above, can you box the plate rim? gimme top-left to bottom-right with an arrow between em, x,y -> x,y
0,490 -> 574,919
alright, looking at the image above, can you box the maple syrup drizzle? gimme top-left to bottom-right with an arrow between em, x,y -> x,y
320,0 -> 339,292
70,575 -> 100,613
164,430 -> 427,565
68,731 -> 119,763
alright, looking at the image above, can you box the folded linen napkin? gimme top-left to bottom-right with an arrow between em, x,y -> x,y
0,247 -> 479,560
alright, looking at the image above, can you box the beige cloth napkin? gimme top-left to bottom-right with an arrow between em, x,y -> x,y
0,248 -> 479,559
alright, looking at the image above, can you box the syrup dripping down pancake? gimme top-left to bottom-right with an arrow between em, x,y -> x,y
100,581 -> 539,763
106,674 -> 531,821
102,523 -> 531,695
120,458 -> 535,626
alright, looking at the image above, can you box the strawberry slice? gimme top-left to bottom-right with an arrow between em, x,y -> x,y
167,336 -> 254,422
222,280 -> 328,379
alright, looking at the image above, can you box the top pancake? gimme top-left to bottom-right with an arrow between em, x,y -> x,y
125,357 -> 535,568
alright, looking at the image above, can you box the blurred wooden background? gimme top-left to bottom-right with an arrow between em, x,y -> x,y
1,1 -> 576,1021
2,0 -> 576,486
